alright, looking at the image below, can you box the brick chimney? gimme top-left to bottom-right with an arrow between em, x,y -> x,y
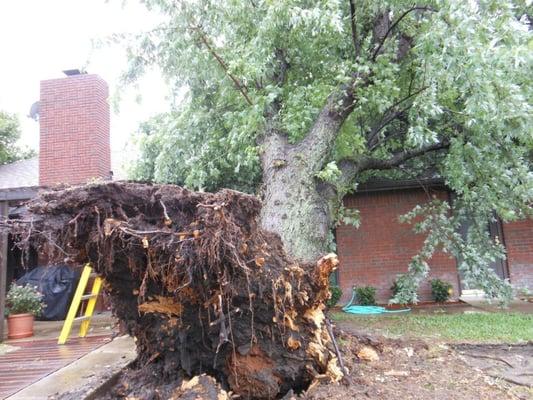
39,72 -> 111,186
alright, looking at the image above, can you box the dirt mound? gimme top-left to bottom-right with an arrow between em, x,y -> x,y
10,182 -> 343,399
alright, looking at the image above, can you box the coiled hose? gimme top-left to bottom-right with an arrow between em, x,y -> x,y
342,287 -> 411,314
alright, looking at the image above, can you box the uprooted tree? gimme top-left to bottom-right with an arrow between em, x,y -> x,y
125,1 -> 532,302
11,182 -> 344,398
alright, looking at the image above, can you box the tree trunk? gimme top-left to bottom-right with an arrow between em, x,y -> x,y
259,134 -> 336,264
258,87 -> 354,264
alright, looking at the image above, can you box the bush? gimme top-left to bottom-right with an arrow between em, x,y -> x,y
355,286 -> 377,306
327,286 -> 343,307
390,274 -> 418,304
431,279 -> 453,302
6,283 -> 45,316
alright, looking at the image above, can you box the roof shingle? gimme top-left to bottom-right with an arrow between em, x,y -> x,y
0,158 -> 38,189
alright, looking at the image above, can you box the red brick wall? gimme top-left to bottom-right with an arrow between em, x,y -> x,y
502,219 -> 533,291
39,74 -> 110,186
336,188 -> 460,303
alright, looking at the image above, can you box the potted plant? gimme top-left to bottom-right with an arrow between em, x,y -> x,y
5,283 -> 45,339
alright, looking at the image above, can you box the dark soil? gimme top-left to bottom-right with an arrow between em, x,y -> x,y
9,182 -> 342,399
307,327 -> 530,400
87,326 -> 530,400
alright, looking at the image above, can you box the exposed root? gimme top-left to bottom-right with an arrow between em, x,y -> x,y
7,182 -> 343,399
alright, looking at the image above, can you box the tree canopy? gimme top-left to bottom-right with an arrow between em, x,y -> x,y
0,111 -> 34,165
126,0 -> 532,302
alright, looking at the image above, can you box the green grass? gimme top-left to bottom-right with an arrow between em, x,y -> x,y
331,311 -> 533,343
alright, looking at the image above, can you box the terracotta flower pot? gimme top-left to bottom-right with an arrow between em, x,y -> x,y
7,313 -> 35,339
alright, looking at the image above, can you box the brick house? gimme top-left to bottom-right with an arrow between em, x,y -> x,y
336,180 -> 533,303
0,71 -> 111,338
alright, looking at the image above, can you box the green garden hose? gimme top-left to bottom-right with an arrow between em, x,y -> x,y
342,288 -> 411,314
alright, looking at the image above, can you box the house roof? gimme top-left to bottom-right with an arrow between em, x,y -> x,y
0,158 -> 38,190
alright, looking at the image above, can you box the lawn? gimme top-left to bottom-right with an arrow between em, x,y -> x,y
331,311 -> 533,343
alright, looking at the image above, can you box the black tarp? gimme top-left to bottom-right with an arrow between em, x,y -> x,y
17,265 -> 79,320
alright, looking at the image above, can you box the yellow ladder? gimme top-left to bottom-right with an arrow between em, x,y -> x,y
58,264 -> 103,344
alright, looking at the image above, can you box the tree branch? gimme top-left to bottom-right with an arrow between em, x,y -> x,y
295,72 -> 371,172
366,86 -> 427,148
170,0 -> 253,106
366,107 -> 409,148
371,6 -> 435,61
339,140 -> 450,186
271,48 -> 289,87
191,26 -> 254,106
261,49 -> 290,141
363,140 -> 450,170
287,4 -> 435,174
349,0 -> 360,58
368,126 -> 407,152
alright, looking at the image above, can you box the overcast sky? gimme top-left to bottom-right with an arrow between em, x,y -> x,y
0,0 -> 171,176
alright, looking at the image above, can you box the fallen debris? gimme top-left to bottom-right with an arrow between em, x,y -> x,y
306,327 -> 521,400
10,182 -> 343,399
454,343 -> 533,388
357,346 -> 380,362
383,370 -> 410,377
170,375 -> 229,400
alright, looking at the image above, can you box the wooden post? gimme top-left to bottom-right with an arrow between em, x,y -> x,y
0,201 -> 8,342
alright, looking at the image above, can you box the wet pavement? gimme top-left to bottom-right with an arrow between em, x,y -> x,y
0,335 -> 111,399
0,312 -> 117,399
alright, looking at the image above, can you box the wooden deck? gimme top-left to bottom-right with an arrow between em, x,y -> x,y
0,335 -> 110,399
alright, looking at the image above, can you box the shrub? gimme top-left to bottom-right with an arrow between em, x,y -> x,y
390,274 -> 418,304
355,286 -> 377,306
431,279 -> 453,302
6,283 -> 45,316
327,286 -> 343,307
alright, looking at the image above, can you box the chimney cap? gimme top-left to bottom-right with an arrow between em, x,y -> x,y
62,69 -> 86,77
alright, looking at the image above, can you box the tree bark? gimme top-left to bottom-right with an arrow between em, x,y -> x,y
258,76 -> 362,263
260,157 -> 333,264
259,132 -> 339,263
